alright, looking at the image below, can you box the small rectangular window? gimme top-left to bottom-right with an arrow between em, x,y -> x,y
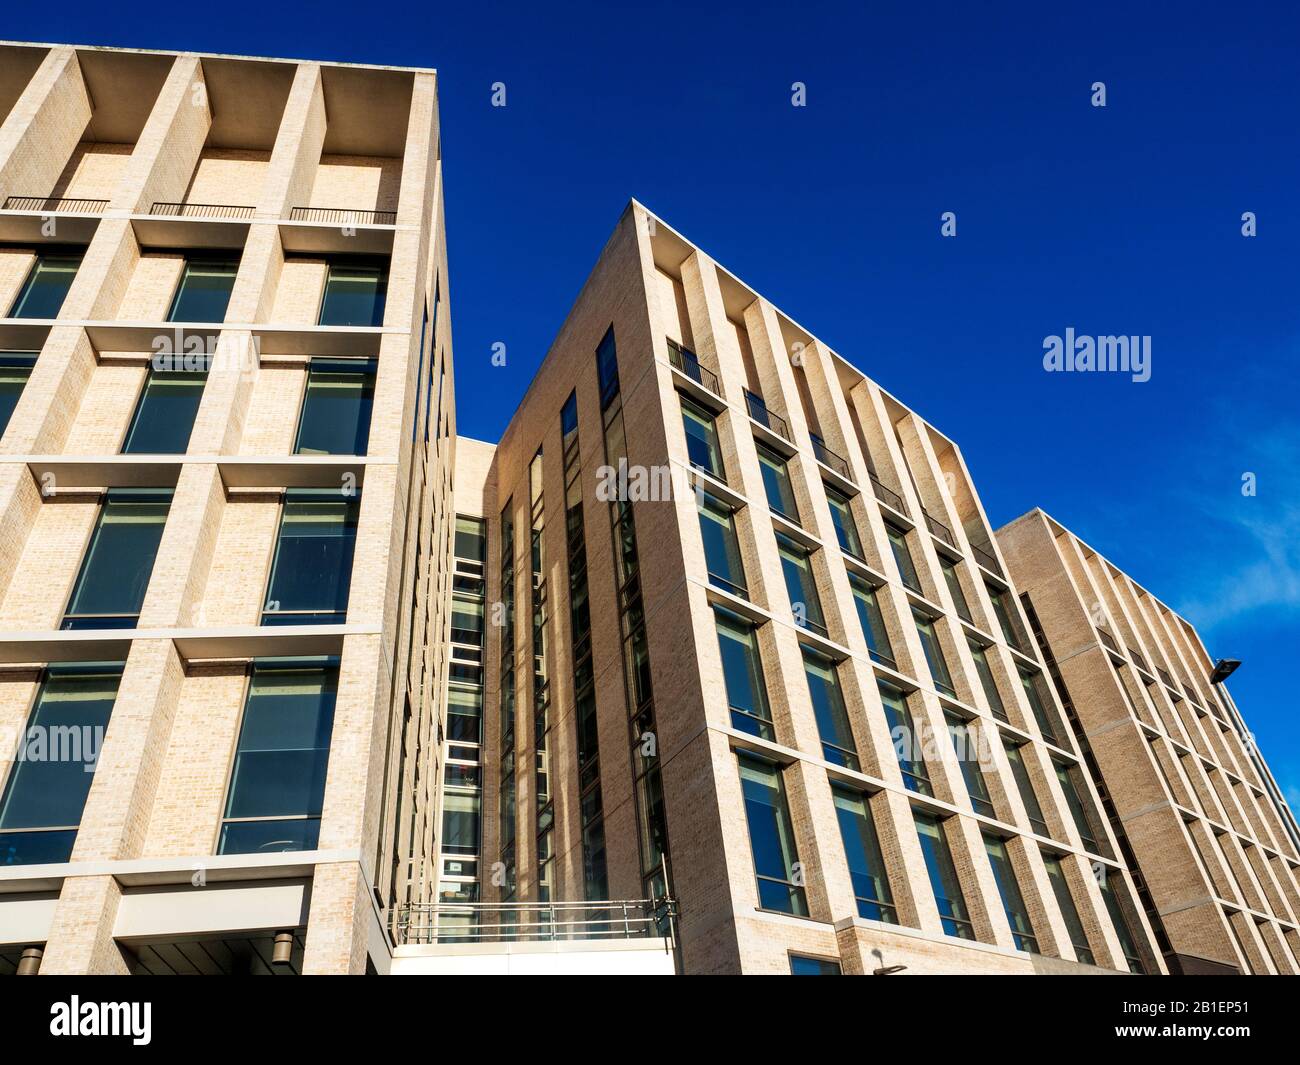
167,257 -> 239,322
8,252 -> 83,319
947,714 -> 995,818
850,575 -> 895,666
824,485 -> 863,558
317,259 -> 388,327
886,523 -> 921,593
914,811 -> 974,939
715,608 -> 773,739
1003,739 -> 1049,836
832,785 -> 897,923
1019,666 -> 1062,744
738,754 -> 807,916
596,327 -> 619,408
790,954 -> 841,975
1099,871 -> 1147,973
968,640 -> 1007,721
681,397 -> 725,479
983,835 -> 1038,952
697,493 -> 746,597
218,659 -> 338,854
294,358 -> 376,455
913,609 -> 956,697
261,491 -> 360,625
987,583 -> 1027,651
941,558 -> 972,622
1042,852 -> 1095,964
62,490 -> 172,629
879,681 -> 931,796
0,353 -> 38,437
756,443 -> 798,522
776,534 -> 826,636
802,649 -> 859,770
1054,758 -> 1107,856
121,368 -> 207,454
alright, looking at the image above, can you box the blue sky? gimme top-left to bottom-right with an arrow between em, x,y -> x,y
11,1 -> 1299,802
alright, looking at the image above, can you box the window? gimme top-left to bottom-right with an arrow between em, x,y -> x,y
947,715 -> 995,817
261,491 -> 360,625
62,490 -> 171,629
824,486 -> 862,558
451,588 -> 485,647
715,608 -> 773,740
596,326 -> 619,408
442,789 -> 482,856
8,252 -> 82,318
886,523 -> 921,592
218,660 -> 338,854
776,534 -> 826,636
802,650 -> 858,770
120,368 -> 207,454
913,811 -> 974,939
756,443 -> 798,522
1042,852 -> 1095,964
447,678 -> 482,744
697,493 -> 746,597
1098,871 -> 1147,973
0,353 -> 37,437
832,785 -> 897,922
968,640 -> 1007,721
941,558 -> 971,622
0,665 -> 121,865
850,575 -> 894,666
1003,739 -> 1049,836
681,397 -> 724,478
1019,667 -> 1062,744
167,257 -> 239,322
294,358 -> 376,455
317,258 -> 388,326
987,583 -> 1026,651
913,610 -> 956,697
455,514 -> 486,567
790,954 -> 841,975
738,755 -> 807,916
879,681 -> 930,795
983,835 -> 1038,952
1054,759 -> 1105,855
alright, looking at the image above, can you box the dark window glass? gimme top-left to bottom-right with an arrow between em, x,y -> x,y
914,811 -> 974,939
988,584 -> 1027,651
850,575 -> 894,666
1003,739 -> 1049,836
984,835 -> 1038,952
697,493 -> 746,597
832,785 -> 897,922
447,680 -> 482,744
776,534 -> 826,636
294,358 -> 376,455
941,558 -> 972,622
825,486 -> 862,557
167,258 -> 239,322
803,650 -> 858,770
1019,667 -> 1062,744
261,492 -> 360,625
121,369 -> 207,454
218,661 -> 337,854
454,515 -> 486,564
0,353 -> 38,437
451,590 -> 484,647
968,641 -> 1007,721
596,327 -> 619,408
8,253 -> 82,318
948,715 -> 995,818
913,609 -> 956,697
790,955 -> 841,975
1099,871 -> 1147,973
1042,852 -> 1095,964
62,490 -> 171,629
715,609 -> 773,739
887,523 -> 921,592
318,259 -> 388,326
756,444 -> 799,522
1055,759 -> 1107,856
441,791 -> 482,855
879,681 -> 930,795
0,666 -> 121,866
681,397 -> 725,478
738,755 -> 807,916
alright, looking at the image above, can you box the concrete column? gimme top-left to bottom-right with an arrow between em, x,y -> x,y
0,47 -> 90,206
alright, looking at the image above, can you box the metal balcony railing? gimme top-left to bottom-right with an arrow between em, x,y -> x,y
150,201 -> 255,219
290,206 -> 397,225
3,195 -> 109,213
397,897 -> 677,946
809,432 -> 850,479
744,388 -> 790,441
970,540 -> 1003,577
922,507 -> 956,548
869,474 -> 907,515
667,338 -> 720,395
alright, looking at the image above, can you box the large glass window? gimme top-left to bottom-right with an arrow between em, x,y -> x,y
850,575 -> 894,666
715,608 -> 773,739
167,257 -> 239,322
681,397 -> 725,479
0,665 -> 121,865
824,486 -> 863,558
1019,666 -> 1062,745
968,640 -> 1007,721
832,785 -> 897,922
983,835 -> 1038,952
738,755 -> 807,916
879,681 -> 930,795
120,368 -> 207,454
913,609 -> 956,697
1054,758 -> 1106,856
1098,871 -> 1147,973
447,678 -> 483,744
914,811 -> 974,939
0,353 -> 38,437
756,443 -> 799,522
776,534 -> 826,636
294,358 -> 376,455
697,492 -> 746,597
941,557 -> 972,622
317,259 -> 388,326
886,523 -> 921,592
1003,739 -> 1049,836
1042,852 -> 1095,964
218,660 -> 338,854
987,583 -> 1027,651
8,252 -> 82,318
62,490 -> 171,629
261,492 -> 360,625
802,649 -> 858,770
947,715 -> 995,817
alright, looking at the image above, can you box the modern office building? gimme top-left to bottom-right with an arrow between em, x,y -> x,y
997,510 -> 1300,975
0,41 -> 454,974
2,41 -> 1296,978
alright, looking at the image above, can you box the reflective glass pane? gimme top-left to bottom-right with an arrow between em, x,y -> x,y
262,495 -> 359,623
0,354 -> 37,436
63,492 -> 171,626
318,261 -> 388,326
9,254 -> 82,319
167,259 -> 239,322
295,359 -> 376,455
121,369 -> 207,453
